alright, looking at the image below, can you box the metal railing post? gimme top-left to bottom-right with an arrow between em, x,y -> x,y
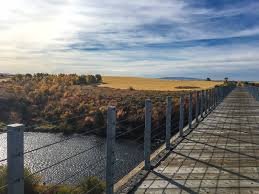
179,95 -> 184,137
166,97 -> 172,150
106,106 -> 116,194
7,124 -> 24,194
144,99 -> 152,170
188,93 -> 192,129
195,91 -> 199,123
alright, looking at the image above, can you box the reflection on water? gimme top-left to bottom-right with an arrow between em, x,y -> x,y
0,132 -> 143,184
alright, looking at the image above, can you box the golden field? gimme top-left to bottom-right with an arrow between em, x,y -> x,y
101,76 -> 223,91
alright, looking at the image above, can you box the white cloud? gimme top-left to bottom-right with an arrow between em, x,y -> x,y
0,0 -> 259,80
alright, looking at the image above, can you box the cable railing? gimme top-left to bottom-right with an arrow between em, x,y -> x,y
0,85 -> 234,194
23,125 -> 106,155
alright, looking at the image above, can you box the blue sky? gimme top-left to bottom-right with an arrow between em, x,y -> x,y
0,0 -> 259,80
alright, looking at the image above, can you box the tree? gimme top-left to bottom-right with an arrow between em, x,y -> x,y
77,75 -> 87,85
224,77 -> 228,83
206,77 -> 211,81
86,75 -> 97,84
95,74 -> 102,83
25,74 -> 32,80
15,74 -> 23,82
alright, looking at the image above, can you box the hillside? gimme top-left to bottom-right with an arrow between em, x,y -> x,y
101,76 -> 222,91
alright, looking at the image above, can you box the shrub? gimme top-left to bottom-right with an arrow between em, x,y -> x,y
128,86 -> 134,90
79,176 -> 105,194
94,110 -> 105,128
86,75 -> 97,84
0,166 -> 41,194
95,74 -> 102,83
0,166 -> 7,194
77,75 -> 87,85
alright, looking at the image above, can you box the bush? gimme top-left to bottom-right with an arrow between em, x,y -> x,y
0,166 -> 7,194
0,166 -> 41,194
94,110 -> 105,128
77,75 -> 87,85
95,74 -> 102,83
86,75 -> 97,84
128,86 -> 134,90
79,176 -> 105,194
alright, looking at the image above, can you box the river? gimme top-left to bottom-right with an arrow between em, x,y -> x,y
0,132 -> 143,184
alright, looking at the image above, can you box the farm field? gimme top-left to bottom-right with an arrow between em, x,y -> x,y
101,76 -> 223,91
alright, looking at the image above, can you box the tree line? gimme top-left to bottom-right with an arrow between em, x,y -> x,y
12,73 -> 102,85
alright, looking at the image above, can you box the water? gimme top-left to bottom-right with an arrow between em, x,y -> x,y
0,132 -> 143,184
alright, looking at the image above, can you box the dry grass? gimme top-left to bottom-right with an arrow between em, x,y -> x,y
101,76 -> 223,91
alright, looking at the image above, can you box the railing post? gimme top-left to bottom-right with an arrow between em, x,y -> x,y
204,90 -> 208,114
208,89 -> 211,111
166,96 -> 172,150
188,93 -> 192,129
144,99 -> 152,170
179,95 -> 184,137
256,88 -> 259,101
214,88 -> 217,107
7,124 -> 24,194
106,106 -> 116,194
210,89 -> 213,109
221,87 -> 224,101
200,91 -> 204,118
222,87 -> 226,99
195,91 -> 199,123
211,89 -> 214,110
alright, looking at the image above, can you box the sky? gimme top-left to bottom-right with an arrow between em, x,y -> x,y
0,0 -> 259,80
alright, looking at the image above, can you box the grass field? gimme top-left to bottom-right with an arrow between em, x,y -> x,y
101,76 -> 223,91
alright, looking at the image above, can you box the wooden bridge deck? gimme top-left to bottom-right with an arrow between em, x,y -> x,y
133,87 -> 259,194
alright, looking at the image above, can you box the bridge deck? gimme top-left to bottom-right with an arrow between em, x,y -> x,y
134,88 -> 259,194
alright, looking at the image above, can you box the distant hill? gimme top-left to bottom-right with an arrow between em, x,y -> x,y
160,77 -> 203,81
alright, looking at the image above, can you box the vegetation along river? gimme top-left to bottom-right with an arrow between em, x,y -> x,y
0,132 -> 143,184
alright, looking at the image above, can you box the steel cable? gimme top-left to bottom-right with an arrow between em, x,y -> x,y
25,142 -> 105,179
24,125 -> 106,155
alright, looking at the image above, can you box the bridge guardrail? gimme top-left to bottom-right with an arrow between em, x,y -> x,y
0,85 -> 234,194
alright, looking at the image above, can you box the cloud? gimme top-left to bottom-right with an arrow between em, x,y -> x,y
0,0 -> 259,80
